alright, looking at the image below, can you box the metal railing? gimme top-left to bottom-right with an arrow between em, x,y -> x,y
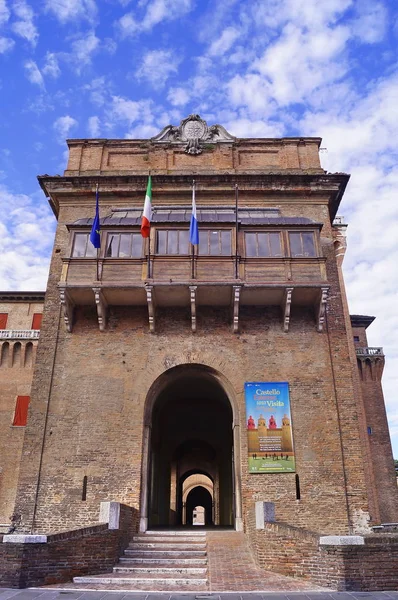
355,347 -> 384,357
0,329 -> 40,340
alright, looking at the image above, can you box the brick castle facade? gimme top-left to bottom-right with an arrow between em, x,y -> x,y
0,115 -> 397,588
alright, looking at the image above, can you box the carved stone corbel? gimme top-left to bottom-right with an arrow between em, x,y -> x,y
282,288 -> 294,332
232,286 -> 241,333
189,286 -> 197,333
145,285 -> 155,333
59,287 -> 74,333
316,287 -> 329,332
93,287 -> 108,332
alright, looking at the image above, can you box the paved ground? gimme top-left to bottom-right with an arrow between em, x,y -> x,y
1,590 -> 398,600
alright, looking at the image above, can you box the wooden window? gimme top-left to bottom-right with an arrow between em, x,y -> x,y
198,230 -> 232,255
245,232 -> 283,257
31,313 -> 42,330
288,232 -> 316,257
0,313 -> 8,329
12,395 -> 30,426
72,233 -> 97,257
106,233 -> 143,257
156,230 -> 190,254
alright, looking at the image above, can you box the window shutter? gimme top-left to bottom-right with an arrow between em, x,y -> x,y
31,313 -> 43,330
12,396 -> 30,426
0,313 -> 8,329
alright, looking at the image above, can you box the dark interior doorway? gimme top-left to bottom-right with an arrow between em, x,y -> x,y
186,486 -> 212,525
148,365 -> 233,528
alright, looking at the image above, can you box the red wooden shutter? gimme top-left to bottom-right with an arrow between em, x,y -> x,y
0,313 -> 8,329
31,313 -> 42,330
12,396 -> 30,426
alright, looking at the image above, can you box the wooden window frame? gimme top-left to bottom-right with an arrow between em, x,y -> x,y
71,232 -> 97,258
155,229 -> 191,255
198,229 -> 233,256
287,230 -> 318,258
105,231 -> 144,258
244,231 -> 284,258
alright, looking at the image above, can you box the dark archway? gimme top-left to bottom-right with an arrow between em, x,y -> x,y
146,364 -> 234,528
186,486 -> 213,526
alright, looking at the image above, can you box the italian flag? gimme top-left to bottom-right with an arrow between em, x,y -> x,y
141,176 -> 152,238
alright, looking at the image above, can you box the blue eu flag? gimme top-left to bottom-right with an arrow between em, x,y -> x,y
90,186 -> 101,249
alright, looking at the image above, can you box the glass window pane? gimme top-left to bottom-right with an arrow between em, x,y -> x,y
73,234 -> 88,257
302,232 -> 316,257
131,234 -> 142,257
199,232 -> 208,255
289,233 -> 303,257
106,234 -> 119,257
209,231 -> 219,255
85,240 -> 97,257
168,230 -> 178,254
179,230 -> 189,254
257,233 -> 270,257
157,231 -> 167,254
221,231 -> 231,255
119,234 -> 132,257
269,233 -> 282,257
245,233 -> 257,257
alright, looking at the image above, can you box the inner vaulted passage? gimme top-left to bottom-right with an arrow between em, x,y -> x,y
142,364 -> 236,529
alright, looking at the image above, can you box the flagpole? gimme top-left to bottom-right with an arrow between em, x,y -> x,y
235,183 -> 239,279
191,179 -> 195,279
147,172 -> 151,279
96,182 -> 100,281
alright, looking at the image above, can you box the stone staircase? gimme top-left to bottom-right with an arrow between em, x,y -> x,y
73,530 -> 209,590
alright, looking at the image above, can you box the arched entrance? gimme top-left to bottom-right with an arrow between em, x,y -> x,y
139,364 -> 242,531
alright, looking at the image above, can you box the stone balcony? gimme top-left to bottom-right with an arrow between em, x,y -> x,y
355,347 -> 384,357
0,329 -> 40,340
59,255 -> 329,334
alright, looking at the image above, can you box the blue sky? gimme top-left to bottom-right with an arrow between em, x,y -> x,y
0,0 -> 398,456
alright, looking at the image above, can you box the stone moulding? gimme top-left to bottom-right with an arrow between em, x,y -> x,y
151,114 -> 236,155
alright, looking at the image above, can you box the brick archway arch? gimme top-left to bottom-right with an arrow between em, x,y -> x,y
139,363 -> 242,532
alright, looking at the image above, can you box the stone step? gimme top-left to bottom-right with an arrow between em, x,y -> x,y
73,574 -> 208,588
119,556 -> 207,565
124,549 -> 207,558
145,530 -> 206,536
132,534 -> 205,542
130,541 -> 206,550
114,565 -> 207,575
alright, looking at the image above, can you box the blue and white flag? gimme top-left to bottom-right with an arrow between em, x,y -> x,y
90,185 -> 101,249
189,180 -> 199,245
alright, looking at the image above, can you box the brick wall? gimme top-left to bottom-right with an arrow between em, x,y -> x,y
0,503 -> 136,588
246,505 -> 398,591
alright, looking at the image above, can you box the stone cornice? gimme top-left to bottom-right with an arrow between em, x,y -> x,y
38,172 -> 349,221
0,291 -> 45,302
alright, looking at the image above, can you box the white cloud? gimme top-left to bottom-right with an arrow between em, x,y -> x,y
117,0 -> 193,36
84,76 -> 108,106
0,36 -> 14,52
44,0 -> 97,23
208,26 -> 240,56
42,52 -> 61,78
0,184 -> 54,291
351,1 -> 387,43
167,87 -> 190,107
11,0 -> 38,46
109,95 -> 153,125
53,115 -> 78,143
136,49 -> 180,88
87,115 -> 100,137
24,59 -> 44,88
0,0 -> 10,24
69,30 -> 99,70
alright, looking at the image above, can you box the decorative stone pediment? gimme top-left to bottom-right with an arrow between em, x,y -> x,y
151,114 -> 235,155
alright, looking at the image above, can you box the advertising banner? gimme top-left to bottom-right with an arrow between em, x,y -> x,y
245,382 -> 295,474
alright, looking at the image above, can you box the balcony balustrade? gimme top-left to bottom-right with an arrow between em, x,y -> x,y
356,347 -> 384,357
59,254 -> 329,335
0,330 -> 40,340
